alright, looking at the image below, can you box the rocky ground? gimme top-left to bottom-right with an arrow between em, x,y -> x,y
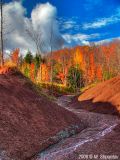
34,95 -> 120,160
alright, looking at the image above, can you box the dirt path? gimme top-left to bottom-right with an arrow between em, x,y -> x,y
34,95 -> 120,160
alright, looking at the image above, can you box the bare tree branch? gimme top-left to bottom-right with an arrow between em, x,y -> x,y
0,0 -> 4,66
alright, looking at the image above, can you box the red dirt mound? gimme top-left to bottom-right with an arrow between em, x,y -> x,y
73,76 -> 120,115
0,70 -> 83,160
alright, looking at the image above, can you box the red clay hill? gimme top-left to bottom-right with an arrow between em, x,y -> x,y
72,76 -> 120,115
0,68 -> 83,160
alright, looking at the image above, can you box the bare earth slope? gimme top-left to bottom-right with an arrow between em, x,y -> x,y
74,76 -> 120,115
32,76 -> 120,160
0,70 -> 83,160
33,95 -> 120,160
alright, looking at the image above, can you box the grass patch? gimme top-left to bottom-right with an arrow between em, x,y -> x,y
80,82 -> 98,92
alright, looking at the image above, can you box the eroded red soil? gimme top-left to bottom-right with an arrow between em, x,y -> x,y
71,76 -> 120,115
32,95 -> 120,160
0,70 -> 83,160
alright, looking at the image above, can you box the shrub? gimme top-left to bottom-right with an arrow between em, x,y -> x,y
67,66 -> 84,92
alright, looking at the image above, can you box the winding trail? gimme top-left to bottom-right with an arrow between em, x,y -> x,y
35,95 -> 120,160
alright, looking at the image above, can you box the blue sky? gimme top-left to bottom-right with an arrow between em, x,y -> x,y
22,0 -> 120,44
5,0 -> 120,52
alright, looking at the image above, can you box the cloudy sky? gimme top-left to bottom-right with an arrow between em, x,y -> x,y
3,0 -> 120,54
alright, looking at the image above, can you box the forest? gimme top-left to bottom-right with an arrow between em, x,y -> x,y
4,39 -> 120,93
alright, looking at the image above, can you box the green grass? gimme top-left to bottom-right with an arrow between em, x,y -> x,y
80,82 -> 98,92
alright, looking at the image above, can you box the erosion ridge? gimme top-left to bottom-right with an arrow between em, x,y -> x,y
71,76 -> 120,115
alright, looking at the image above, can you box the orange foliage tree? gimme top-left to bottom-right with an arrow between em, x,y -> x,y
88,53 -> 95,83
19,39 -> 120,88
30,63 -> 35,82
96,65 -> 103,81
41,63 -> 49,82
11,48 -> 20,66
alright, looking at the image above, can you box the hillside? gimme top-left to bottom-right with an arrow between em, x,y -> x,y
75,76 -> 120,115
0,69 -> 84,160
32,95 -> 120,160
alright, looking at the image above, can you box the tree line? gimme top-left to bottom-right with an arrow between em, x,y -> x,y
4,39 -> 120,93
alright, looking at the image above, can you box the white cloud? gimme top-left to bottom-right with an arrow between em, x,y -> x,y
2,2 -> 64,55
83,10 -> 120,29
62,33 -> 100,45
58,17 -> 81,32
31,2 -> 57,30
62,20 -> 77,30
95,37 -> 120,45
3,2 -> 31,54
30,2 -> 64,52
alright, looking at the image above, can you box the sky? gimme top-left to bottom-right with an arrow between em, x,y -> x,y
3,0 -> 120,54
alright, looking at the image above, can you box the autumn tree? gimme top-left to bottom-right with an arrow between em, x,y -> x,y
24,51 -> 33,64
49,21 -> 54,84
88,53 -> 95,83
60,49 -> 70,86
36,57 -> 48,82
30,63 -> 35,82
96,65 -> 103,81
26,21 -> 43,55
19,39 -> 120,92
11,48 -> 19,66
67,66 -> 84,92
34,54 -> 41,69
